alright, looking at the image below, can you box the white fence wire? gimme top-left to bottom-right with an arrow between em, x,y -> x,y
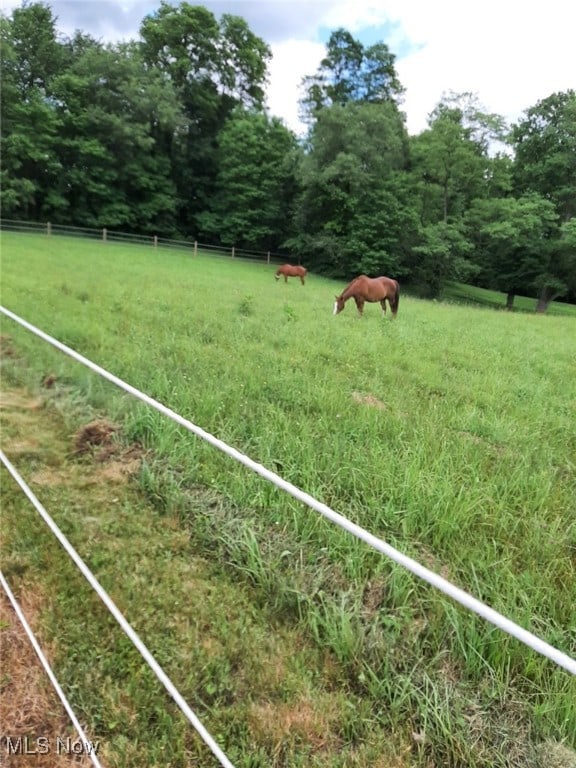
2,305 -> 575,677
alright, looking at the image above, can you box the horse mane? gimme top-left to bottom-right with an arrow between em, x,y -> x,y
341,275 -> 366,298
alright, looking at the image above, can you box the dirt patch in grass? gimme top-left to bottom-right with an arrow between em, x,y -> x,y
0,389 -> 44,412
351,391 -> 387,410
0,335 -> 19,358
248,695 -> 343,755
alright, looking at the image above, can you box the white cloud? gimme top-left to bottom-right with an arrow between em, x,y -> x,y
266,0 -> 576,135
376,0 -> 576,133
321,0 -> 390,31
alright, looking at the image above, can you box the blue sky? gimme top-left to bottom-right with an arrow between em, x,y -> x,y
3,0 -> 575,136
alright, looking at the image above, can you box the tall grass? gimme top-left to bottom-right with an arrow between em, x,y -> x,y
2,232 -> 575,765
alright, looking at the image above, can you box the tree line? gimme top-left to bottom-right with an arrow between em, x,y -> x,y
1,1 -> 575,310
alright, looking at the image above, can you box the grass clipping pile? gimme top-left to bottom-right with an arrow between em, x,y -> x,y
73,418 -> 144,479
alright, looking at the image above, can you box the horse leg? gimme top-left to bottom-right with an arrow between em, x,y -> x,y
390,283 -> 399,318
354,298 -> 364,316
300,276 -> 305,285
284,275 -> 288,283
380,300 -> 387,316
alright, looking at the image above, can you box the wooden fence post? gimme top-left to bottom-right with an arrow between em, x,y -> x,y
193,241 -> 198,257
267,251 -> 270,264
153,235 -> 158,248
102,228 -> 107,242
47,222 -> 51,237
231,246 -> 235,258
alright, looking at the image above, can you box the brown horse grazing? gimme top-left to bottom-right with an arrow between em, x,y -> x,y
334,275 -> 400,318
275,264 -> 307,285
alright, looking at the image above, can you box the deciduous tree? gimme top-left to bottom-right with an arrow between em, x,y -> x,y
511,90 -> 576,221
291,101 -> 415,277
410,97 -> 492,225
197,111 -> 300,251
139,1 -> 271,230
534,218 -> 576,312
51,41 -> 182,232
300,28 -> 404,122
0,4 -> 65,218
466,194 -> 559,310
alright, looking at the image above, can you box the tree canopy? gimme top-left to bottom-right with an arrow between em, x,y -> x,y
1,2 -> 574,310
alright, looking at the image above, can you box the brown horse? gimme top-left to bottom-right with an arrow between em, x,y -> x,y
334,275 -> 400,318
275,264 -> 307,285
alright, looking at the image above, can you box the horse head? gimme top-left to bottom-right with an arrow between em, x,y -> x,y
333,295 -> 345,315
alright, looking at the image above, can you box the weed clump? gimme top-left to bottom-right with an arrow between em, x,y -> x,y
73,419 -> 118,456
238,294 -> 255,316
42,373 -> 57,389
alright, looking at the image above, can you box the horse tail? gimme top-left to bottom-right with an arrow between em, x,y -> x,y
391,281 -> 400,317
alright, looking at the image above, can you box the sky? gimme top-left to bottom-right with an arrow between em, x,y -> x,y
3,0 -> 575,136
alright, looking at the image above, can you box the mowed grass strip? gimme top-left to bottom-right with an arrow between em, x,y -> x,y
1,232 -> 575,766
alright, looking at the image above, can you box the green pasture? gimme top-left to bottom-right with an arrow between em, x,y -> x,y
1,232 -> 575,767
442,281 -> 576,316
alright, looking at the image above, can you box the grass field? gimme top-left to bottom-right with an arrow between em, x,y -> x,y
1,232 -> 575,767
443,281 -> 576,316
